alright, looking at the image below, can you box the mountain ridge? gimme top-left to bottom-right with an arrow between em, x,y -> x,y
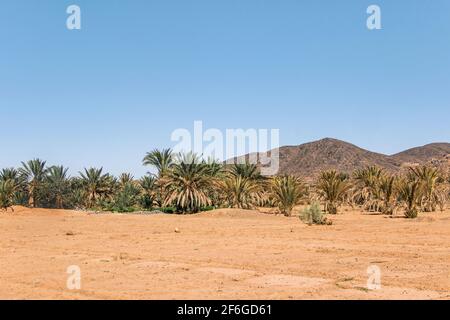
236,138 -> 450,179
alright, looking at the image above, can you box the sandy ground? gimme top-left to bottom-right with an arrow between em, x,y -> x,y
0,205 -> 449,300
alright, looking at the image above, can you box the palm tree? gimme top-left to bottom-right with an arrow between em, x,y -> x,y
163,158 -> 211,213
270,175 -> 306,216
143,148 -> 174,178
228,162 -> 262,180
0,180 -> 15,212
119,173 -> 134,188
139,175 -> 157,208
352,166 -> 384,212
0,168 -> 25,195
397,178 -> 422,218
47,166 -> 70,209
19,159 -> 48,207
79,167 -> 111,208
379,174 -> 397,215
409,166 -> 441,212
220,175 -> 262,209
316,170 -> 351,214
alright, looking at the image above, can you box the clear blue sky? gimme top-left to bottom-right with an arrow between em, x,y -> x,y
1,0 -> 449,177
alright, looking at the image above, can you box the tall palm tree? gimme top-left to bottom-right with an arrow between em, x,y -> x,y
79,167 -> 111,208
47,166 -> 70,209
270,175 -> 306,216
163,159 -> 211,213
316,170 -> 351,214
19,159 -> 48,207
143,148 -> 174,178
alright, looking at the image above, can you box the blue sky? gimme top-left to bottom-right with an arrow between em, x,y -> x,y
1,0 -> 449,177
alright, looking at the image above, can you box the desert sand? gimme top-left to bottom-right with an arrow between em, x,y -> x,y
0,206 -> 449,300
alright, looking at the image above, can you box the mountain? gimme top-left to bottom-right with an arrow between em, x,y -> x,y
235,138 -> 450,180
391,143 -> 450,165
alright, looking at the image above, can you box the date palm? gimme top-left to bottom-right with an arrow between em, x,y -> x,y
163,158 -> 211,213
143,148 -> 174,178
316,170 -> 351,214
409,166 -> 441,212
19,159 -> 48,207
397,178 -> 422,218
271,175 -> 306,216
119,173 -> 134,188
228,162 -> 262,180
379,175 -> 397,215
220,175 -> 262,209
79,167 -> 111,208
0,180 -> 15,212
47,166 -> 70,209
140,175 -> 158,208
352,166 -> 384,212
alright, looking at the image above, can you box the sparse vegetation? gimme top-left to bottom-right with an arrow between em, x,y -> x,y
300,202 -> 330,225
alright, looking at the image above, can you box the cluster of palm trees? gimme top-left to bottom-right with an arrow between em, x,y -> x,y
0,150 -> 448,219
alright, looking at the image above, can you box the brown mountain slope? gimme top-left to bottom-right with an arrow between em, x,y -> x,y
234,138 -> 449,180
391,143 -> 450,164
276,138 -> 400,178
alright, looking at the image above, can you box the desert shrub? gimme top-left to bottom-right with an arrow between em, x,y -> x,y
200,205 -> 215,212
110,183 -> 140,213
139,193 -> 154,210
300,202 -> 330,225
159,207 -> 176,214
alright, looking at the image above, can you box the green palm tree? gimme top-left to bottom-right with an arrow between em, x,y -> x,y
316,170 -> 352,214
379,174 -> 397,215
228,162 -> 262,180
0,180 -> 15,212
409,166 -> 441,212
397,178 -> 422,218
143,148 -> 174,178
220,175 -> 262,209
47,166 -> 70,209
139,175 -> 158,208
19,159 -> 48,208
119,173 -> 134,188
271,175 -> 306,216
79,167 -> 111,208
164,158 -> 211,213
352,166 -> 384,211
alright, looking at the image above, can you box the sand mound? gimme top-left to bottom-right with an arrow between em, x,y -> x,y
198,208 -> 264,218
5,206 -> 80,217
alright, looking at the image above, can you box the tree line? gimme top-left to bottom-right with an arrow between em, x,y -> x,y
0,149 -> 448,221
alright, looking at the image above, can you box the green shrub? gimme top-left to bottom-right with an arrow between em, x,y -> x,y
300,202 -> 330,225
159,207 -> 176,214
200,206 -> 216,212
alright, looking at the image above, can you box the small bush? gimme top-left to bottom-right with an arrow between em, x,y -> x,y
159,207 -> 176,214
200,206 -> 216,212
300,202 -> 331,225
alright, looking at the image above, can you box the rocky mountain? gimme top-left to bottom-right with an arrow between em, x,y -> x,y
236,138 -> 450,180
